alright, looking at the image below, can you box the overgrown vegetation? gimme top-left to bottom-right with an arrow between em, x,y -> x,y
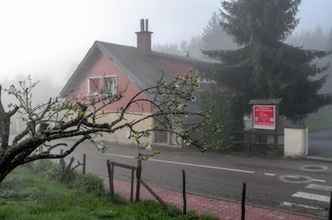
0,161 -> 215,220
199,93 -> 243,150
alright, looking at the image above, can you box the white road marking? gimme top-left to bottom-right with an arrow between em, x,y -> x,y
281,201 -> 323,210
279,175 -> 312,184
292,192 -> 330,203
264,173 -> 276,176
312,179 -> 327,183
105,153 -> 256,174
149,158 -> 256,174
306,184 -> 332,192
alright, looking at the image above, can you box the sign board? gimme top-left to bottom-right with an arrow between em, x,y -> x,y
252,105 -> 276,130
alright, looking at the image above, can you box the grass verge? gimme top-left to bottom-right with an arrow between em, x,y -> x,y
0,162 -> 215,220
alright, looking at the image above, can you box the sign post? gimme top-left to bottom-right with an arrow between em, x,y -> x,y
248,99 -> 282,151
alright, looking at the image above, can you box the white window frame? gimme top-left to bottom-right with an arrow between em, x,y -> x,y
87,75 -> 119,97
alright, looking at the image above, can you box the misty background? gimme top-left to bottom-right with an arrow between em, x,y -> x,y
0,0 -> 331,104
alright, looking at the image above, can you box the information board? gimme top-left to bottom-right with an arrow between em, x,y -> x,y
252,105 -> 276,130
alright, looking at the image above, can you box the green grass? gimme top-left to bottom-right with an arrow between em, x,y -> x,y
0,164 -> 215,220
305,105 -> 332,131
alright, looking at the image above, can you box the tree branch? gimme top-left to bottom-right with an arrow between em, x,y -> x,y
0,85 -> 5,114
8,106 -> 19,117
20,136 -> 89,164
12,128 -> 30,145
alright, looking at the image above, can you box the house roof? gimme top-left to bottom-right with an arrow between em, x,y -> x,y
60,41 -> 215,97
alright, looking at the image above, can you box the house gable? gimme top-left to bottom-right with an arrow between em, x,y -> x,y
62,45 -> 152,113
59,19 -> 219,146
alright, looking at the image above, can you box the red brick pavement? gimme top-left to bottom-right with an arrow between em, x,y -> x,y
113,180 -> 316,220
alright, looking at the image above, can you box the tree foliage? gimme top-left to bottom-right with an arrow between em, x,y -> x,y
221,0 -> 301,45
200,92 -> 243,149
204,0 -> 332,122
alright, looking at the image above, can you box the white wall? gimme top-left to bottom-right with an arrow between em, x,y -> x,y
284,128 -> 309,157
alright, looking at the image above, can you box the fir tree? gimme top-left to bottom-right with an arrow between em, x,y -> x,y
328,29 -> 332,50
204,0 -> 331,122
202,12 -> 237,50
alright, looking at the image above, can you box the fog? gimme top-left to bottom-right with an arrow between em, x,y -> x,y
0,0 -> 331,103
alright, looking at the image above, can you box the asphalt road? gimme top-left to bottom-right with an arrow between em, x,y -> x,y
64,140 -> 332,218
310,129 -> 332,157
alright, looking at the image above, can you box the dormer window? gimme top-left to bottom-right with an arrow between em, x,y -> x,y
88,75 -> 118,97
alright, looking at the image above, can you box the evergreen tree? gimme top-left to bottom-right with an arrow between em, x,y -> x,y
204,0 -> 331,122
202,12 -> 237,50
328,29 -> 332,50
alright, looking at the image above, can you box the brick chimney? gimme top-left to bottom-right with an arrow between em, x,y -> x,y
136,19 -> 153,52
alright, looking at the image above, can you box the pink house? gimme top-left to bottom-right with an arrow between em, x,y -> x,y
60,19 -> 212,146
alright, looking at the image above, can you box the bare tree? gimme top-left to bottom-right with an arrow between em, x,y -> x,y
0,75 -> 206,183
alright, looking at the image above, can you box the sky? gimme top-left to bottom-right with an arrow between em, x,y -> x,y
0,0 -> 330,87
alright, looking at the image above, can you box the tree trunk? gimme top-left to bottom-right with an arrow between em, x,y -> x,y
0,163 -> 16,184
0,113 -> 10,153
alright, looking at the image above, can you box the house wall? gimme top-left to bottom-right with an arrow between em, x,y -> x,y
66,51 -> 197,147
69,54 -> 152,113
96,112 -> 154,145
68,54 -> 154,145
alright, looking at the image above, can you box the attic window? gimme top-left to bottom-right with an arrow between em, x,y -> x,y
88,76 -> 118,97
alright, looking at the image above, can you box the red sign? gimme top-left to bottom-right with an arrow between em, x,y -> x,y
252,105 -> 276,130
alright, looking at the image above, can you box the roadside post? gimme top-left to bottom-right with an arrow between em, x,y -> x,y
82,153 -> 86,175
241,182 -> 247,220
329,191 -> 332,220
182,169 -> 187,215
106,160 -> 114,197
136,155 -> 142,202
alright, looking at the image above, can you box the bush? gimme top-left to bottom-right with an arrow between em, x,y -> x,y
69,173 -> 105,196
31,160 -> 73,183
31,159 -> 105,196
199,92 -> 243,150
31,160 -> 57,175
50,165 -> 76,184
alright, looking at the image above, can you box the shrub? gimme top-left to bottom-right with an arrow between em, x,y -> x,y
31,160 -> 57,175
69,173 -> 105,196
31,158 -> 105,196
199,92 -> 243,150
50,166 -> 76,184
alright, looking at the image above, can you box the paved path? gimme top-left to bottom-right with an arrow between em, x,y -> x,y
113,179 -> 314,220
61,141 -> 331,219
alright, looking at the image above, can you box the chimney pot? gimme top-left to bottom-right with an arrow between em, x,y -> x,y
145,19 -> 149,32
140,19 -> 144,32
136,18 -> 153,52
